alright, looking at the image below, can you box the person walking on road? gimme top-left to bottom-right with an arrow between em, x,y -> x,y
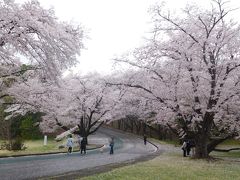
66,134 -> 74,154
77,135 -> 82,151
109,137 -> 114,155
143,134 -> 147,145
81,137 -> 87,154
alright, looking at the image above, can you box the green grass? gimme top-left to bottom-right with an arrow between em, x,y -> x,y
219,139 -> 240,146
79,139 -> 240,180
212,151 -> 240,158
211,150 -> 240,158
0,139 -> 99,157
210,139 -> 240,158
0,139 -> 64,156
80,153 -> 240,180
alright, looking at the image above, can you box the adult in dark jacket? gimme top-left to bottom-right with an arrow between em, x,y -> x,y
186,140 -> 191,156
81,137 -> 87,154
143,134 -> 147,145
109,137 -> 114,155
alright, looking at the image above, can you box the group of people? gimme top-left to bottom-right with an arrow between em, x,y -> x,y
66,135 -> 115,155
68,134 -> 195,157
66,135 -> 87,154
181,139 -> 196,157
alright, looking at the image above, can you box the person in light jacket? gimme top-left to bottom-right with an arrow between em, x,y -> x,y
181,140 -> 187,157
66,134 -> 74,154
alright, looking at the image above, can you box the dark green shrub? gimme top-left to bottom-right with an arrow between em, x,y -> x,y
20,113 -> 42,139
11,136 -> 25,150
1,137 -> 25,151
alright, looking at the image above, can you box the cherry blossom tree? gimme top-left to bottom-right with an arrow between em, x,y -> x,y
7,73 -> 122,141
109,74 -> 159,134
52,74 -> 121,141
0,0 -> 84,132
0,0 -> 84,80
114,0 -> 240,158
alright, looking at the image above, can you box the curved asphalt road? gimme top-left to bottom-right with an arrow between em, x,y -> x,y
0,127 -> 157,180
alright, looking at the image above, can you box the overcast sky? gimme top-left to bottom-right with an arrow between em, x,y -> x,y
17,0 -> 240,75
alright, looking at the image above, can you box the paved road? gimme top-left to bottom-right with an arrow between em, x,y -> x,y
0,128 -> 157,180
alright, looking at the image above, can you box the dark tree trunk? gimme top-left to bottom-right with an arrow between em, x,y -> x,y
130,120 -> 134,133
85,137 -> 88,145
135,120 -> 141,135
194,134 -> 209,158
124,120 -> 127,131
158,125 -> 162,140
193,111 -> 215,158
118,120 -> 121,130
143,123 -> 146,135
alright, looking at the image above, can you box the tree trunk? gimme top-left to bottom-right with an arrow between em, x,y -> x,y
118,120 -> 121,130
158,125 -> 162,140
85,136 -> 88,145
143,123 -> 146,135
135,121 -> 141,135
194,135 -> 209,158
193,111 -> 215,158
130,120 -> 133,133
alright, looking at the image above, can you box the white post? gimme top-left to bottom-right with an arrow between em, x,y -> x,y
44,135 -> 47,146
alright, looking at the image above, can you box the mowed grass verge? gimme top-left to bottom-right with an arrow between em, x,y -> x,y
0,139 -> 99,157
80,140 -> 240,180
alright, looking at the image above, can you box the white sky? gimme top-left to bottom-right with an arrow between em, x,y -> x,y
17,0 -> 240,75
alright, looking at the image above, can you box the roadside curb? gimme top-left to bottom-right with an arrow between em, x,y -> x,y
0,145 -> 103,159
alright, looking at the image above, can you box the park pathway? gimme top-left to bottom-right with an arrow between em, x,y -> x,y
0,127 -> 157,180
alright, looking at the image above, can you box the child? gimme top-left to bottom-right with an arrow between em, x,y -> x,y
66,134 -> 73,154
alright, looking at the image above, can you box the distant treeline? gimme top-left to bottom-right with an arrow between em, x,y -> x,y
108,115 -> 177,141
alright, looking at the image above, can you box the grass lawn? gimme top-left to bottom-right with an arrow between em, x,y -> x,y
0,139 -> 100,157
210,139 -> 240,158
80,154 -> 240,180
219,139 -> 240,146
80,140 -> 240,180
